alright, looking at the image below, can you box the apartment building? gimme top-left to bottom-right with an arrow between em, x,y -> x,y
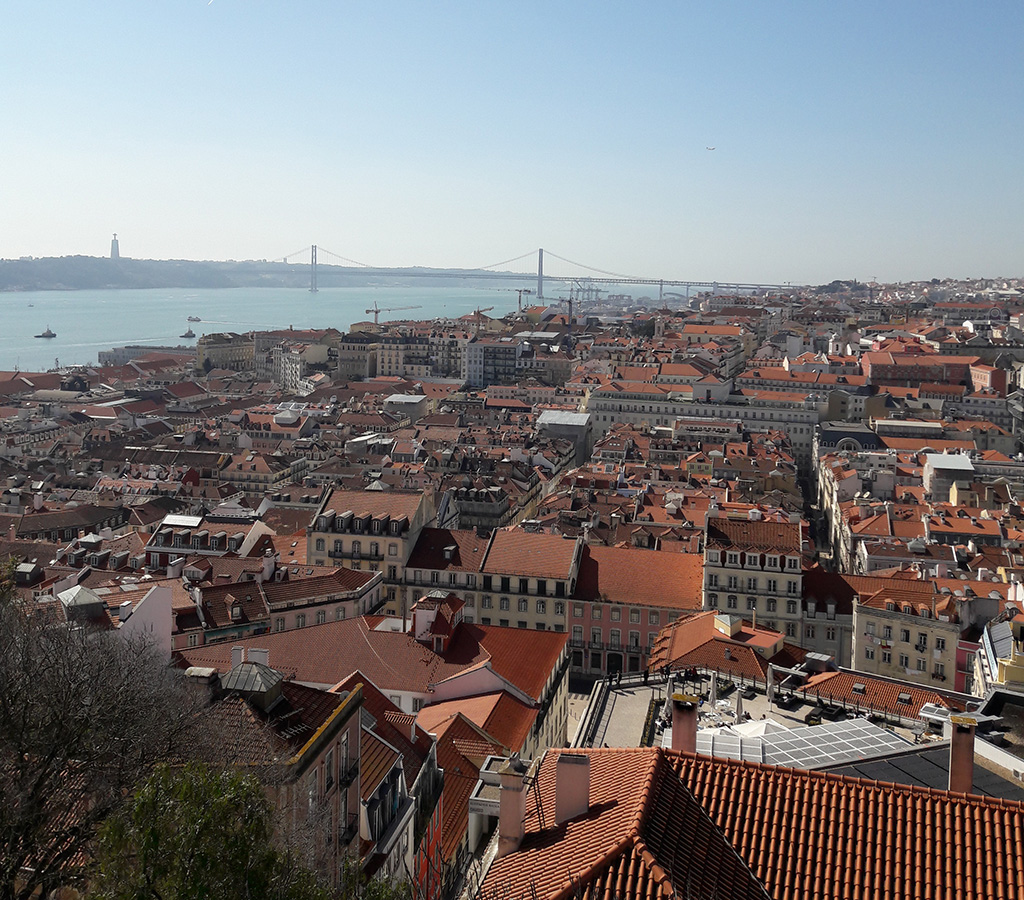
702,516 -> 805,641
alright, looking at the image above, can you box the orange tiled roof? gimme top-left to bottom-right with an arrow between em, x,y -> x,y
483,747 -> 1024,900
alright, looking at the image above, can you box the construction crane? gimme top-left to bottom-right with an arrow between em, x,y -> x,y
365,301 -> 422,325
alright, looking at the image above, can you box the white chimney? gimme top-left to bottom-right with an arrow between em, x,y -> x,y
230,645 -> 245,669
671,693 -> 699,754
167,557 -> 185,579
118,599 -> 133,624
497,755 -> 529,858
248,648 -> 269,667
261,550 -> 276,582
947,715 -> 976,794
33,492 -> 43,511
555,753 -> 590,825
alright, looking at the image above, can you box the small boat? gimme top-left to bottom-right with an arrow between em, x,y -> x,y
187,315 -> 201,322
35,326 -> 56,339
180,327 -> 196,339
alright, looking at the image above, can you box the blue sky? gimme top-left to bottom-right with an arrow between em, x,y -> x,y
2,2 -> 1021,283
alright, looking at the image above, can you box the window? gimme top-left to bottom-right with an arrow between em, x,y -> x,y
315,538 -> 325,552
296,613 -> 306,628
572,625 -> 583,643
610,607 -> 621,622
767,556 -> 778,570
629,630 -> 640,648
727,552 -> 739,565
370,542 -> 379,557
351,540 -> 361,557
865,647 -> 875,660
555,601 -> 565,616
805,625 -> 815,639
593,605 -> 603,620
629,609 -> 641,624
882,650 -> 891,663
707,573 -> 719,588
388,543 -> 398,556
610,628 -> 621,648
708,593 -> 719,608
536,599 -> 546,615
707,550 -> 720,564
316,610 -> 326,625
187,633 -> 198,648
787,581 -> 799,596
518,621 -> 527,629
483,575 -> 493,591
934,663 -> 946,678
430,571 -> 439,584
787,557 -> 799,570
325,749 -> 335,791
727,576 -> 739,590
516,597 -> 526,613
727,596 -> 738,610
537,579 -> 547,596
785,622 -> 796,637
900,629 -> 910,643
935,637 -> 946,651
746,577 -> 758,591
499,597 -> 510,611
573,604 -> 584,618
649,610 -> 659,625
555,582 -> 566,598
448,572 -> 457,586
307,771 -> 318,815
387,565 -> 397,580
334,539 -> 343,554
481,595 -> 493,609
767,579 -> 777,593
481,617 -> 491,625
336,607 -> 346,620
500,577 -> 510,593
591,627 -> 601,645
826,627 -> 836,642
747,597 -> 757,611
882,625 -> 892,640
916,658 -> 927,671
899,654 -> 909,667
519,578 -> 529,595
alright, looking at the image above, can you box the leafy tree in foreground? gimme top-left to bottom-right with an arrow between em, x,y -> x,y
0,575 -> 209,900
90,762 -> 332,900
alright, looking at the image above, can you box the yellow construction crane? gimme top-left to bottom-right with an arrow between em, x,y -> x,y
365,301 -> 423,325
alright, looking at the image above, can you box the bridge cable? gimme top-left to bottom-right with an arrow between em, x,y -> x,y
279,246 -> 312,262
316,247 -> 374,268
472,250 -> 540,271
542,250 -> 644,281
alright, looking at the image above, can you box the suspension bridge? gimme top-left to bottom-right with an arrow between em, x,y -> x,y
276,245 -> 796,302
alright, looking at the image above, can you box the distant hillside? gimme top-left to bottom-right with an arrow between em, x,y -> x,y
0,256 -> 530,292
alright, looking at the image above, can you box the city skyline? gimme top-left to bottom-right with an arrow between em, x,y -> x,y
4,2 -> 1023,284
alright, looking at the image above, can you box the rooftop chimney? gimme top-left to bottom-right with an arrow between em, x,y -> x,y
555,752 -> 590,825
248,648 -> 269,667
671,693 -> 699,754
230,645 -> 245,669
497,754 -> 529,858
947,715 -> 976,794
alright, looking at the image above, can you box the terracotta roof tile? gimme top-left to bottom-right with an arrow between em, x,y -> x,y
480,531 -> 580,580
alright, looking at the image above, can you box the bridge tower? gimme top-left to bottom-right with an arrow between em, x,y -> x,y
537,248 -> 544,300
310,245 -> 318,293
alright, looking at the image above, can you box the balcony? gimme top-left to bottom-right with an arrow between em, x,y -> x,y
339,757 -> 359,788
569,638 -> 586,648
339,813 -> 359,845
589,639 -> 604,650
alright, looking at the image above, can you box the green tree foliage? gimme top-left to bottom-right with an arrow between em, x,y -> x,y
0,573 -> 208,900
91,763 -> 332,900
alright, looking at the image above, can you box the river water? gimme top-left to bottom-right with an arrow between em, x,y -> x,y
0,285 -> 522,372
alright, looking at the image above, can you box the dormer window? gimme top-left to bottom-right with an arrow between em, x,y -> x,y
707,550 -> 720,564
886,602 -> 895,611
727,552 -> 739,566
230,605 -> 241,620
767,555 -> 779,570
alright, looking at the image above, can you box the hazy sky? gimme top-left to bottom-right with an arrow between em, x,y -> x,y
3,2 -> 1022,284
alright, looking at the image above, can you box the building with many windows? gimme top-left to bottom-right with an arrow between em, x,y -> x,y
702,515 -> 805,640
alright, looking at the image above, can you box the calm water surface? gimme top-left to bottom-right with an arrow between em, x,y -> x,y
0,286 -> 520,372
